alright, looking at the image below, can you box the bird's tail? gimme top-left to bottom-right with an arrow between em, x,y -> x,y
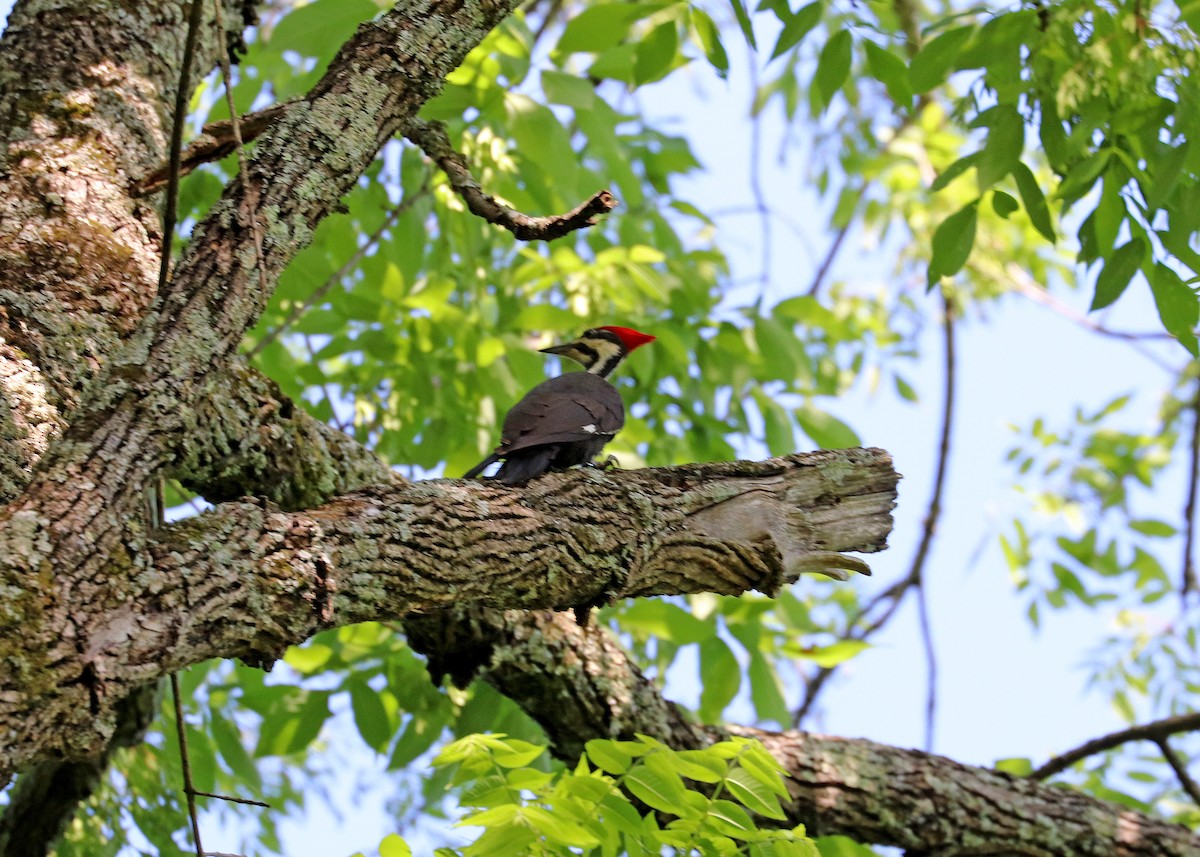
463,453 -> 500,480
494,446 -> 558,485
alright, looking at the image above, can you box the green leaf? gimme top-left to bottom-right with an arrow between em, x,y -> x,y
379,834 -> 413,857
268,0 -> 377,58
1145,142 -> 1189,212
816,835 -> 878,856
492,739 -> 546,769
348,679 -> 393,753
908,26 -> 975,93
211,714 -> 261,788
620,599 -> 712,644
1148,263 -> 1200,355
814,30 -> 853,107
729,0 -> 758,49
927,201 -> 978,286
930,152 -> 980,193
863,40 -> 912,107
1089,237 -> 1146,311
755,391 -> 797,456
1013,162 -> 1055,242
977,105 -> 1023,189
541,69 -> 594,109
625,763 -> 690,813
522,806 -> 602,848
993,757 -> 1033,776
770,1 -> 822,60
1130,519 -> 1177,537
725,767 -> 787,819
691,8 -> 730,76
705,799 -> 757,837
795,404 -> 860,449
557,4 -> 649,53
673,749 -> 728,784
254,690 -> 331,757
747,652 -> 790,725
991,190 -> 1018,218
634,22 -> 679,86
795,639 -> 869,668
1056,149 -> 1112,210
586,739 -> 635,774
698,636 -> 741,722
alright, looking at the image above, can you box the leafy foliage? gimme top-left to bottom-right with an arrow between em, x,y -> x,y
372,733 -> 820,857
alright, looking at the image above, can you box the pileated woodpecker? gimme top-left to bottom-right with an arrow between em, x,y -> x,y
464,326 -> 655,485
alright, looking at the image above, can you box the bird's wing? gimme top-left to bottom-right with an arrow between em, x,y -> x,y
497,374 -> 625,455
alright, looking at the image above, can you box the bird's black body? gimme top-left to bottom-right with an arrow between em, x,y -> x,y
467,372 -> 624,485
464,326 -> 654,485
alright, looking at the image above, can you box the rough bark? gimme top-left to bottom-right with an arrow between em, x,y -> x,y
748,727 -> 1200,857
0,448 -> 896,780
0,0 -> 521,782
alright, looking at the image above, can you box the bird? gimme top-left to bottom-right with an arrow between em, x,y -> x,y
464,326 -> 655,485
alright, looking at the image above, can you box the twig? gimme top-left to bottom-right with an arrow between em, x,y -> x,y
794,292 -> 956,728
211,0 -> 268,307
192,791 -> 270,809
1003,262 -> 1177,372
915,292 -> 954,752
804,188 -> 860,297
170,673 -> 205,857
1181,373 -> 1200,598
1029,711 -> 1200,780
302,334 -> 347,433
915,580 -> 937,751
155,0 -> 206,294
404,119 -> 617,241
248,182 -> 430,356
134,103 -> 290,196
1155,737 -> 1200,808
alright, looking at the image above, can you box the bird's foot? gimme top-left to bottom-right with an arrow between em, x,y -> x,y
587,454 -> 621,472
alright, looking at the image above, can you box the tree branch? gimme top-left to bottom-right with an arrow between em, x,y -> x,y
405,118 -> 618,240
132,103 -> 292,196
794,294 -> 956,727
1030,711 -> 1200,781
1155,736 -> 1200,808
0,448 -> 896,780
1181,374 -> 1200,598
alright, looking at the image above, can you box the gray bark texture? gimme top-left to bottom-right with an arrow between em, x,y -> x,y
0,1 -> 1195,856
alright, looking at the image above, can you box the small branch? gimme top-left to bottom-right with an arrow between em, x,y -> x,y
133,103 -> 290,196
404,119 -> 617,241
1030,711 -> 1200,780
170,673 -> 204,857
915,577 -> 937,752
794,296 -> 955,728
1181,373 -> 1200,598
1004,262 -> 1177,372
155,0 -> 207,292
192,791 -> 271,809
211,0 -> 269,312
1156,737 -> 1200,808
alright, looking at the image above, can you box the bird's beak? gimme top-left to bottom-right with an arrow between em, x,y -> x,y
539,343 -> 575,356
